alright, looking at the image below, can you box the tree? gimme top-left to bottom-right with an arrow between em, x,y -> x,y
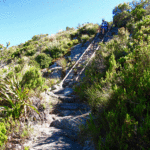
131,2 -> 146,21
113,2 -> 131,27
113,2 -> 131,17
66,26 -> 71,31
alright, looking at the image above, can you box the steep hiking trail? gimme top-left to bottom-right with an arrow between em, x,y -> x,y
23,26 -> 118,150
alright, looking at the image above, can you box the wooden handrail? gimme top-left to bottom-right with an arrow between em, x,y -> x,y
57,24 -> 114,88
58,34 -> 99,88
75,24 -> 114,81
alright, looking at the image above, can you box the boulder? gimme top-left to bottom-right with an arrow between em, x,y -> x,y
50,112 -> 92,140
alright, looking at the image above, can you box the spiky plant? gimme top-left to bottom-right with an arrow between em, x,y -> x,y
0,75 -> 39,120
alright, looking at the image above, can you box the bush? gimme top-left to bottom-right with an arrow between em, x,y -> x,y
81,34 -> 90,43
131,2 -> 146,22
0,76 -> 39,119
0,122 -> 7,147
113,11 -> 131,27
70,31 -> 78,40
21,67 -> 44,89
36,53 -> 52,68
25,49 -> 36,56
24,146 -> 30,150
57,58 -> 67,69
67,41 -> 73,47
14,64 -> 23,73
76,12 -> 150,149
11,48 -> 23,58
28,59 -> 40,68
5,71 -> 14,79
17,58 -> 25,64
72,39 -> 79,45
32,35 -> 40,41
86,25 -> 98,35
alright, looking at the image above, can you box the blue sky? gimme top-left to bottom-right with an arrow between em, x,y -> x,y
0,0 -> 134,47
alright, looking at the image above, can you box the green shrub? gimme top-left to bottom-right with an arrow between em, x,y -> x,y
0,122 -> 7,147
113,10 -> 131,27
72,39 -> 79,45
23,41 -> 31,47
17,58 -> 25,64
11,48 -> 23,58
131,3 -> 146,22
28,59 -> 40,68
36,53 -> 52,68
67,41 -> 73,47
22,45 -> 36,56
0,76 -> 39,120
21,67 -> 44,89
15,64 -> 23,73
24,146 -> 30,150
113,2 -> 131,27
32,35 -> 40,41
5,71 -> 14,79
70,31 -> 78,40
86,24 -> 98,35
25,49 -> 36,56
45,78 -> 60,88
76,10 -> 150,149
51,47 -> 61,58
34,41 -> 39,44
57,58 -> 67,69
81,34 -> 90,43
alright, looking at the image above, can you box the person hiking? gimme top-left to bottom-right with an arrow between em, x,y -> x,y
99,19 -> 110,35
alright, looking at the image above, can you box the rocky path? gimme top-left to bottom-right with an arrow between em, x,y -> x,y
24,90 -> 95,150
59,33 -> 103,88
24,27 -> 118,150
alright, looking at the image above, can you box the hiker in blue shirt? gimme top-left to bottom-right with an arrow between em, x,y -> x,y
99,19 -> 110,35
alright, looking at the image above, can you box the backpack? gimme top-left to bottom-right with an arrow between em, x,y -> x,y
102,21 -> 108,27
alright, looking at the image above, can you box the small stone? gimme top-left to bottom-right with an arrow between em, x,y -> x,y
14,144 -> 22,150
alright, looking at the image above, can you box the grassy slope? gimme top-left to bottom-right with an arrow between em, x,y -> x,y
0,23 -> 99,149
75,1 -> 150,149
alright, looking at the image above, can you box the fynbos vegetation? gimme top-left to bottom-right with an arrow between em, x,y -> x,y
75,0 -> 150,149
1,0 -> 150,149
0,22 -> 98,149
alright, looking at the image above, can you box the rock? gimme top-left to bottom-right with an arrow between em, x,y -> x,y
49,69 -> 62,79
29,96 -> 41,108
26,127 -> 83,150
83,138 -> 96,150
59,96 -> 75,103
14,144 -> 23,150
68,81 -> 74,87
57,103 -> 91,111
50,112 -> 92,136
56,109 -> 90,117
52,84 -> 60,90
58,110 -> 75,116
44,114 -> 54,124
64,88 -> 74,96
47,91 -> 59,98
